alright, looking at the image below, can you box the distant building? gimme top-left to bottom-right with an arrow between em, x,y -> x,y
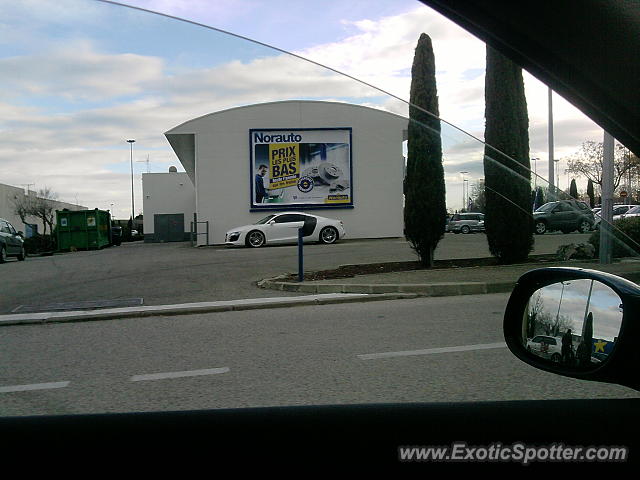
145,100 -> 407,245
142,170 -> 195,242
0,182 -> 86,236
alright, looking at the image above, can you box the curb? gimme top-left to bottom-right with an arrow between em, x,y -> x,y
258,276 -> 516,297
0,293 -> 418,327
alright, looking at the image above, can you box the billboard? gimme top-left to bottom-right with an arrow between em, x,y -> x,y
250,128 -> 352,209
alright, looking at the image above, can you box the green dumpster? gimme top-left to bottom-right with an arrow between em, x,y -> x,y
56,209 -> 111,251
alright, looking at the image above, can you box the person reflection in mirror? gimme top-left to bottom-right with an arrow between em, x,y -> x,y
255,165 -> 268,203
562,329 -> 573,364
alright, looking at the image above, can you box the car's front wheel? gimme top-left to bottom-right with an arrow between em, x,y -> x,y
461,225 -> 471,234
17,247 -> 26,261
319,226 -> 338,244
578,219 -> 592,233
535,221 -> 547,235
0,245 -> 6,263
246,230 -> 266,248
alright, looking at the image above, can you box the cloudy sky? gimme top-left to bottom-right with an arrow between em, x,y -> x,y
0,0 -> 605,218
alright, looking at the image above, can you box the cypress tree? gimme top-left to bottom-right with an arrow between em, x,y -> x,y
570,178 -> 578,198
404,33 -> 446,267
587,178 -> 595,207
483,46 -> 533,263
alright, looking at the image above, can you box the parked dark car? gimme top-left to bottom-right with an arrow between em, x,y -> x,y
0,218 -> 26,262
111,226 -> 123,246
533,200 -> 594,235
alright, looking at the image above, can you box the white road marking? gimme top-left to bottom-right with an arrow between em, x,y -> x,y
357,342 -> 507,360
130,367 -> 230,382
0,381 -> 70,393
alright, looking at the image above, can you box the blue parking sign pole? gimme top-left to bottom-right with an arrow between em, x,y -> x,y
298,227 -> 304,282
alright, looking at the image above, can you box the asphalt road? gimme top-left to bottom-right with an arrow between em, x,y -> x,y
0,233 -> 591,314
1,294 -> 637,416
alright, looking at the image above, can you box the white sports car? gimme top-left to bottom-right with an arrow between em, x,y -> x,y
224,212 -> 346,248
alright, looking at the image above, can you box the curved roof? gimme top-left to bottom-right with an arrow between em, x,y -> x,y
165,100 -> 408,134
164,100 -> 408,183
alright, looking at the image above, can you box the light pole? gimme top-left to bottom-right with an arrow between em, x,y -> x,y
127,139 -> 136,228
460,171 -> 468,212
555,281 -> 571,336
464,179 -> 469,210
532,157 -> 539,188
548,87 -> 555,194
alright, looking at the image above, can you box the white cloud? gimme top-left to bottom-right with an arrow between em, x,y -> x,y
0,40 -> 165,100
0,0 -> 611,216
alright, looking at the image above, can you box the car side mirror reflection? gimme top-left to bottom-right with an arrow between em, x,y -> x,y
504,267 -> 640,391
522,279 -> 622,370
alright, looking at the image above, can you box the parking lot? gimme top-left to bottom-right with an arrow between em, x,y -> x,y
0,232 -> 592,314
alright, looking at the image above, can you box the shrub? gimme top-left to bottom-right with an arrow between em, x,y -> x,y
588,217 -> 640,257
483,46 -> 533,264
23,234 -> 56,254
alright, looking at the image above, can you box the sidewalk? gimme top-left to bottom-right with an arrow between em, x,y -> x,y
0,293 -> 417,327
258,258 -> 640,296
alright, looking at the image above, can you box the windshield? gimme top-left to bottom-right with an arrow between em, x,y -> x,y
1,0 -> 639,418
255,215 -> 277,225
534,203 -> 556,213
626,206 -> 640,215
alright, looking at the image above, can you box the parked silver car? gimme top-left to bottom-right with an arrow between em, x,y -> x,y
594,204 -> 639,229
0,218 -> 26,263
448,212 -> 485,234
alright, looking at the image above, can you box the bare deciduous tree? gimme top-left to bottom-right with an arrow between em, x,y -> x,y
12,187 -> 59,236
566,141 -> 639,191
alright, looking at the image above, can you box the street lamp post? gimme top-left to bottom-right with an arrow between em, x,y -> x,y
464,179 -> 469,210
127,139 -> 136,231
460,171 -> 468,212
532,157 -> 539,188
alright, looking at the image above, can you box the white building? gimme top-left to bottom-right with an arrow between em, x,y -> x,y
0,182 -> 86,236
145,100 -> 407,245
142,169 -> 196,242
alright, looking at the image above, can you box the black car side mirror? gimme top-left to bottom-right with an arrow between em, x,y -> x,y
504,267 -> 640,391
17,231 -> 24,237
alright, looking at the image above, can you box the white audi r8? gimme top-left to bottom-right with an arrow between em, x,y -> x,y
224,212 -> 346,248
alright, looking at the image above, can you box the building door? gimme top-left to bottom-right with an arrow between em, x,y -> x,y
154,214 -> 185,242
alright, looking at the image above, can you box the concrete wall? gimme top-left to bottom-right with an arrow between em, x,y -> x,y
0,183 -> 86,235
142,172 -> 196,242
166,101 -> 407,245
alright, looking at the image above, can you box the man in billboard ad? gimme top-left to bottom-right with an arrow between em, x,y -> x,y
250,128 -> 352,208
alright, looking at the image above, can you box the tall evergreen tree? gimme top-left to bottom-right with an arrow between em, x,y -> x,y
587,178 -> 595,207
483,46 -> 533,263
404,33 -> 446,267
569,178 -> 578,198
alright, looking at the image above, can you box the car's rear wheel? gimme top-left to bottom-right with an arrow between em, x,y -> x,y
578,219 -> 592,233
320,226 -> 338,244
0,245 -> 6,263
246,230 -> 265,248
535,221 -> 547,235
461,225 -> 471,234
17,247 -> 26,261
551,353 -> 561,363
